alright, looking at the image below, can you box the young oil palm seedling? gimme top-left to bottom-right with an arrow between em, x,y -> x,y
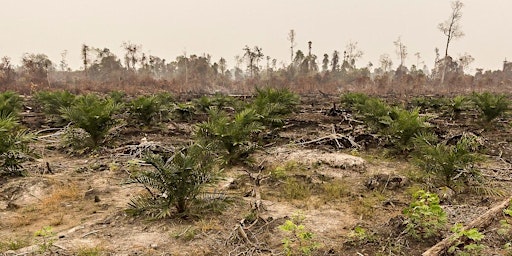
0,91 -> 23,117
193,93 -> 240,114
413,133 -> 482,191
471,92 -> 509,124
383,107 -> 430,153
0,115 -> 33,176
448,95 -> 471,118
61,94 -> 121,149
196,108 -> 263,165
126,143 -> 220,218
34,90 -> 76,125
250,87 -> 300,128
128,94 -> 170,126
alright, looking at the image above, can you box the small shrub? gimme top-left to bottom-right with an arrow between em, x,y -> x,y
108,90 -> 126,104
403,190 -> 447,239
128,95 -> 163,126
196,108 -> 263,164
34,90 -> 76,116
355,97 -> 392,131
279,213 -> 321,256
250,87 -> 300,128
172,102 -> 196,121
345,226 -> 376,246
0,91 -> 22,117
471,92 -> 509,124
382,107 -> 429,152
0,115 -> 33,176
193,93 -> 239,113
340,92 -> 370,109
126,143 -> 220,218
413,133 -> 482,189
34,226 -> 56,253
61,94 -> 121,148
498,202 -> 512,240
34,90 -> 76,126
410,96 -> 450,111
449,95 -> 471,118
448,223 -> 485,256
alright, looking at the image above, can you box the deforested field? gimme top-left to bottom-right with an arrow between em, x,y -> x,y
2,89 -> 512,256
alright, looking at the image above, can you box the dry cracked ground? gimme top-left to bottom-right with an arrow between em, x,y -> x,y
1,95 -> 512,255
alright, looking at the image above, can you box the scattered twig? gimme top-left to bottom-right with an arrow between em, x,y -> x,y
81,230 -> 100,238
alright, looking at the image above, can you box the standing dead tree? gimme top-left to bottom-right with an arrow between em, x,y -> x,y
288,29 -> 296,63
438,0 -> 464,85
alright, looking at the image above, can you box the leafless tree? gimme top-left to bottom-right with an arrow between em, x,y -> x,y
243,45 -> 264,77
379,54 -> 393,73
343,41 -> 364,69
81,44 -> 90,76
0,56 -> 16,84
438,0 -> 464,84
457,53 -> 474,73
287,29 -> 296,63
122,41 -> 141,70
60,50 -> 69,71
394,36 -> 408,67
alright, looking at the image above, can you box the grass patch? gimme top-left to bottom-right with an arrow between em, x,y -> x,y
0,236 -> 30,252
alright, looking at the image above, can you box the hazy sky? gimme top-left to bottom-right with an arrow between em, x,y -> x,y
1,0 -> 510,72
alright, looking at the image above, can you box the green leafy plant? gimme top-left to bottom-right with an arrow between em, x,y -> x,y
126,143 -> 220,218
471,92 -> 509,124
498,202 -> 512,239
382,107 -> 429,152
279,213 -> 321,256
128,95 -> 165,126
172,102 -> 196,121
250,87 -> 300,128
108,90 -> 126,104
34,226 -> 56,253
196,108 -> 263,164
340,92 -> 370,109
353,97 -> 392,131
448,223 -> 485,256
61,94 -> 121,148
410,96 -> 450,111
345,226 -> 376,246
0,91 -> 22,117
34,90 -> 76,116
193,93 -> 239,113
0,237 -> 30,252
413,133 -> 482,189
403,190 -> 447,239
0,115 -> 33,176
449,95 -> 471,118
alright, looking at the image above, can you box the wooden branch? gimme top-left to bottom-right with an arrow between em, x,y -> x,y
422,196 -> 512,256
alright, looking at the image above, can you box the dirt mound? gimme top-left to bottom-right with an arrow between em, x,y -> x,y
261,146 -> 366,173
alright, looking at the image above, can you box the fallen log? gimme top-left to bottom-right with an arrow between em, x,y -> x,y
422,196 -> 512,256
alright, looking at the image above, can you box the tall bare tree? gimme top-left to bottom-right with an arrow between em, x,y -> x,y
393,36 -> 408,67
287,29 -> 296,63
81,44 -> 90,76
438,0 -> 464,84
122,41 -> 141,71
343,41 -> 364,70
243,45 -> 263,77
60,50 -> 69,71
